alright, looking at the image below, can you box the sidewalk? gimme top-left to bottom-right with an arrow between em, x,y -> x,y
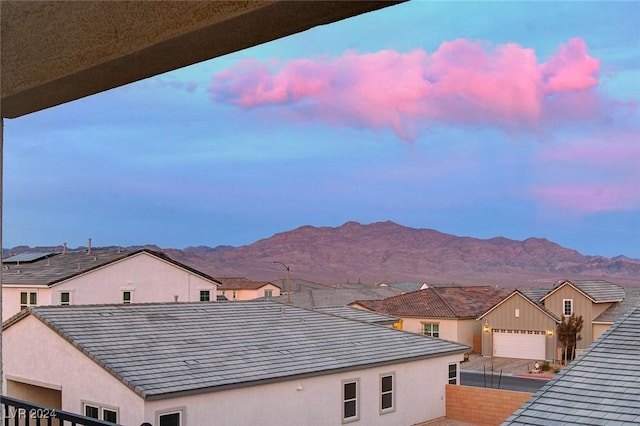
461,354 -> 556,379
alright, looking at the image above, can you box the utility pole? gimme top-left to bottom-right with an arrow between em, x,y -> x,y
272,261 -> 291,304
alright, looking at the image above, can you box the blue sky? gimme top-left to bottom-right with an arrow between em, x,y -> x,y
4,1 -> 639,258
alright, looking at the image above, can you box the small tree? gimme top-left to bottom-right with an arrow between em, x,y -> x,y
557,313 -> 584,364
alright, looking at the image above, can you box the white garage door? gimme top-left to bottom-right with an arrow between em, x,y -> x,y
493,330 -> 545,359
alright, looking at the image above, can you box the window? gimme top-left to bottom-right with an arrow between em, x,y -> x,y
422,322 -> 440,338
448,363 -> 458,384
84,403 -> 118,424
199,290 -> 210,302
122,291 -> 132,304
158,410 -> 183,426
342,379 -> 359,423
60,292 -> 70,305
264,289 -> 273,298
380,373 -> 395,413
563,299 -> 573,316
20,292 -> 38,310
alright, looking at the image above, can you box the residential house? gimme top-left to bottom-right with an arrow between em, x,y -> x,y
271,282 -> 399,308
377,281 -> 430,293
503,302 -> 640,425
214,276 -> 281,301
2,248 -> 221,321
3,301 -> 469,426
350,286 -> 508,353
314,305 -> 399,327
478,279 -> 627,361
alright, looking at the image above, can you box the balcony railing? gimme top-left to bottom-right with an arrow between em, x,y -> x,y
1,395 -> 118,426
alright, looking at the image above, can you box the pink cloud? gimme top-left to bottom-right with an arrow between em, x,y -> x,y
533,182 -> 640,213
532,130 -> 640,212
209,38 -> 604,141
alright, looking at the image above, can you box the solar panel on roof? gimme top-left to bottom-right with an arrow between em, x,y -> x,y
2,252 -> 57,263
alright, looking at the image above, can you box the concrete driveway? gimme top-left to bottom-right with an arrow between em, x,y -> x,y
461,354 -> 558,379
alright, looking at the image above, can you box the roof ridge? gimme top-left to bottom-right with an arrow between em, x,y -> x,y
432,288 -> 459,317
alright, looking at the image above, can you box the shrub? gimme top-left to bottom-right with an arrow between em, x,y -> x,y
541,361 -> 551,371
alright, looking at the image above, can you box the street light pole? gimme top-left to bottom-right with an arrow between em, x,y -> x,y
272,261 -> 291,304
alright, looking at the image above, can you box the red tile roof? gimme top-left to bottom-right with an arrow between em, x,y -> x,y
352,286 -> 508,319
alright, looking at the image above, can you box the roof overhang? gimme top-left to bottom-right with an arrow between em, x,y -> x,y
1,0 -> 402,118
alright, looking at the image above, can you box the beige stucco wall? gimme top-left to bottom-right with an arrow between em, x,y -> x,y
144,354 -> 463,426
401,317 -> 464,340
3,316 -> 144,425
2,252 -> 219,320
592,323 -> 612,342
218,283 -> 281,301
4,313 -> 463,425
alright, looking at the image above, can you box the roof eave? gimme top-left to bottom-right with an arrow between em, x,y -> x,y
142,347 -> 470,401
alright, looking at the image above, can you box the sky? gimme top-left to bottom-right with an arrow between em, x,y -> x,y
4,1 -> 640,258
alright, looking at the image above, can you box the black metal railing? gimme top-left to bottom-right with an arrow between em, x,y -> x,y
1,395 -> 118,426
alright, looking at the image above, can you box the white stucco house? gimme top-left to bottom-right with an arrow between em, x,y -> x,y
2,248 -> 221,321
3,301 -> 468,425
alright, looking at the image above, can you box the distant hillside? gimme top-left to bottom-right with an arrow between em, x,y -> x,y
5,221 -> 640,287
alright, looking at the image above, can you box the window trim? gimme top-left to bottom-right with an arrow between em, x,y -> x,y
122,290 -> 133,304
342,378 -> 359,423
422,322 -> 440,338
59,291 -> 72,305
199,290 -> 211,302
448,363 -> 458,385
82,401 -> 119,423
156,407 -> 185,426
379,372 -> 395,414
563,299 -> 573,316
20,291 -> 38,310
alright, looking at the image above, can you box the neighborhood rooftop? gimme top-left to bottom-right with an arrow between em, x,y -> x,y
543,279 -> 626,303
503,302 -> 640,425
1,248 -> 218,286
353,286 -> 508,318
5,301 -> 468,400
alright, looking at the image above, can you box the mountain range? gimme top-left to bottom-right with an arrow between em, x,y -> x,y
5,221 -> 640,288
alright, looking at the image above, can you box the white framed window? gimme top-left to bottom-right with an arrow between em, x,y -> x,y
342,378 -> 359,423
448,363 -> 458,385
199,290 -> 211,302
563,299 -> 573,316
122,290 -> 133,304
83,402 -> 118,424
59,291 -> 72,305
380,373 -> 395,414
264,289 -> 273,298
20,292 -> 38,310
157,408 -> 184,426
422,322 -> 440,338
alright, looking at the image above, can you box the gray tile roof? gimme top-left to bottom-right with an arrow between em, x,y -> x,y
1,248 -> 219,287
594,287 -> 640,323
271,286 -> 399,308
503,302 -> 640,425
8,301 -> 468,400
543,279 -> 626,303
314,306 -> 399,325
